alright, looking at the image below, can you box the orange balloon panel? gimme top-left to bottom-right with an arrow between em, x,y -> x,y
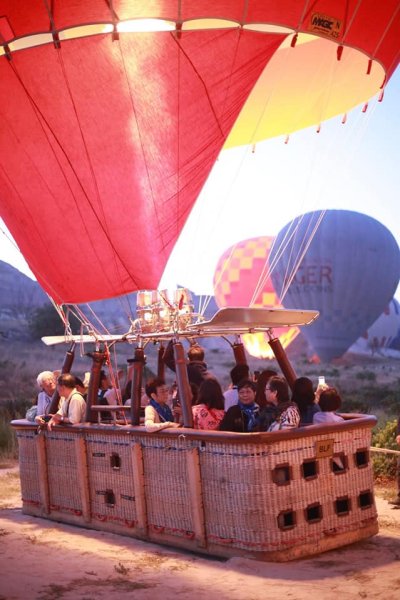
213,236 -> 299,359
224,34 -> 385,148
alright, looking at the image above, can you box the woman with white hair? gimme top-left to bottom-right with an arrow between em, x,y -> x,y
35,371 -> 56,422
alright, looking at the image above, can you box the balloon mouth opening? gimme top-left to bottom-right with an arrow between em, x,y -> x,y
1,18 -> 294,56
224,33 -> 385,148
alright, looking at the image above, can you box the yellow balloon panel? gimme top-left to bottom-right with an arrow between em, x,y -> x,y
224,34 -> 384,148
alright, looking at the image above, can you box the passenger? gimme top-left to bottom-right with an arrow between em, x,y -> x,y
223,363 -> 250,411
34,371 -> 57,423
292,377 -> 320,425
189,382 -> 199,406
192,379 -> 225,430
170,382 -> 199,425
47,373 -> 86,429
220,379 -> 259,433
122,380 -> 132,404
265,376 -> 300,432
123,385 -> 148,408
83,372 -> 91,389
144,377 -> 181,433
97,370 -> 112,421
313,387 -> 344,424
169,382 -> 179,409
74,376 -> 87,398
163,340 -> 213,387
315,381 -> 329,404
254,368 -> 278,409
103,369 -> 124,405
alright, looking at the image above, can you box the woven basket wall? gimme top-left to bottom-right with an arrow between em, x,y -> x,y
14,420 -> 377,559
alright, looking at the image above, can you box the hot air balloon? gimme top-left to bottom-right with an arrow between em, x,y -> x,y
3,3 -> 391,563
270,210 -> 400,361
213,236 -> 299,358
0,2 -> 399,312
350,298 -> 400,355
389,302 -> 400,351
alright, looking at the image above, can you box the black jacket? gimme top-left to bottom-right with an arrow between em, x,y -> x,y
163,341 -> 211,387
219,404 -> 261,433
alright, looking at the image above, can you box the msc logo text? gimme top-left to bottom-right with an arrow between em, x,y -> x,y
309,13 -> 342,39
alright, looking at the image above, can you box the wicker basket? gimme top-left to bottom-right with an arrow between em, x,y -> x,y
12,414 -> 378,561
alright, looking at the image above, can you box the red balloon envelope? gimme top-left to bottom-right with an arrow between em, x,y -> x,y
0,2 -> 399,305
213,236 -> 299,359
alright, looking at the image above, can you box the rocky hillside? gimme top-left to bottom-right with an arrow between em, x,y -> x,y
0,261 -> 220,341
0,260 -> 48,318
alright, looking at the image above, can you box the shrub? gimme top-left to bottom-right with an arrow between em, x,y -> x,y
341,395 -> 371,414
326,368 -> 340,378
28,304 -> 80,339
0,395 -> 32,459
372,419 -> 399,479
0,407 -> 20,458
355,370 -> 376,382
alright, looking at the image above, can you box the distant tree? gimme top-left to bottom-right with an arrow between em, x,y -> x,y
28,305 -> 80,339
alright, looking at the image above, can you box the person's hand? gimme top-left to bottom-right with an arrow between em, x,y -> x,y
36,415 -> 52,426
315,384 -> 328,403
166,422 -> 181,429
47,414 -> 62,430
173,405 -> 182,420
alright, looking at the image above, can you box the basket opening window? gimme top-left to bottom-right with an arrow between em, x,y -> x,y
335,497 -> 351,516
305,503 -> 322,523
272,464 -> 291,485
301,459 -> 318,480
110,453 -> 121,470
355,449 -> 369,468
331,453 -> 348,474
277,510 -> 296,530
105,489 -> 116,507
359,491 -> 373,509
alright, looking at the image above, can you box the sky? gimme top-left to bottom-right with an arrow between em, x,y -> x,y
1,66 -> 400,302
160,64 -> 400,300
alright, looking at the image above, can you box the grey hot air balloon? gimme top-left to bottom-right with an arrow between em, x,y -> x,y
270,210 -> 400,361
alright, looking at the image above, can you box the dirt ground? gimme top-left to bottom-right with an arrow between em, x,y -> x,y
0,462 -> 399,600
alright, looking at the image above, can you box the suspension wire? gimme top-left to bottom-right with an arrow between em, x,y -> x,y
248,236 -> 278,306
203,35 -> 337,310
279,210 -> 326,302
197,293 -> 214,319
247,39 -> 386,307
